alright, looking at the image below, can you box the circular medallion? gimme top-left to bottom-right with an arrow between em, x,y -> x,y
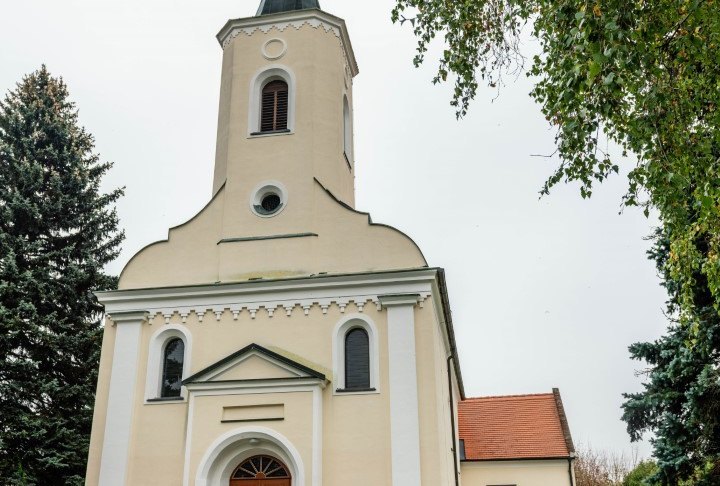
262,38 -> 288,60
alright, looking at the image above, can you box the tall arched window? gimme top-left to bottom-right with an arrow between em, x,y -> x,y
261,80 -> 289,132
344,328 -> 370,390
161,338 -> 185,398
343,96 -> 352,163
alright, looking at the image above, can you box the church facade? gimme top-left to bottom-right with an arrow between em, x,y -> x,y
85,2 -> 576,485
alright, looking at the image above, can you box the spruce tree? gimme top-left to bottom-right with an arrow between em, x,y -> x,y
622,230 -> 720,485
0,66 -> 124,485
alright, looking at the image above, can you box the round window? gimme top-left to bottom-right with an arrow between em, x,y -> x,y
261,193 -> 281,213
250,182 -> 287,217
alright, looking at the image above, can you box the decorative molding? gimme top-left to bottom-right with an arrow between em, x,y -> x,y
193,425 -> 308,486
222,18 -> 337,47
262,38 -> 288,60
107,310 -> 147,326
223,18 -> 354,77
182,343 -> 326,385
379,294 -> 422,308
100,271 -> 436,330
139,291 -> 431,325
218,233 -> 318,245
184,377 -> 325,393
101,271 -> 436,326
217,10 -> 359,78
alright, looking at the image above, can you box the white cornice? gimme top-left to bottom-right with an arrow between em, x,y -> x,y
106,310 -> 147,324
185,378 -> 326,393
216,9 -> 359,77
379,294 -> 423,308
98,269 -> 436,324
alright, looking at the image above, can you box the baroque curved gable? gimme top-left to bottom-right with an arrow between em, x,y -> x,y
119,179 -> 427,289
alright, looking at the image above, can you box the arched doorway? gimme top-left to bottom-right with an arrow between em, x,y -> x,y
230,455 -> 291,485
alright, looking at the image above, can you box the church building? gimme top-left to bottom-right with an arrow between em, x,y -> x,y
86,1 -> 577,485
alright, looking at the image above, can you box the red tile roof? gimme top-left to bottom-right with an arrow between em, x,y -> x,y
458,388 -> 575,461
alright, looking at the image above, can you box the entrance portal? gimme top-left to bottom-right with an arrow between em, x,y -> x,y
230,455 -> 291,485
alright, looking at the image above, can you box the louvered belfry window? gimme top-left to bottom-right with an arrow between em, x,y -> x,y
260,80 -> 289,132
345,328 -> 370,389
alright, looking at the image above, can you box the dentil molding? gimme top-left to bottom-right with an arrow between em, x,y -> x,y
216,10 -> 359,78
222,18 -> 340,49
108,292 -> 431,325
101,269 -> 440,326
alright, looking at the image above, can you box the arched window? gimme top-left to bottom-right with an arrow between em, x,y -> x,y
333,316 -> 379,394
261,80 -> 289,132
161,338 -> 185,398
343,96 -> 352,163
344,328 -> 370,390
231,455 -> 291,484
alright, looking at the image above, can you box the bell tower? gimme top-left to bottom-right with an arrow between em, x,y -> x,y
116,1 -> 423,290
212,0 -> 359,225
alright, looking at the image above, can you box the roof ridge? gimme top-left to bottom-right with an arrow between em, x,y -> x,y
462,392 -> 555,401
553,388 -> 576,455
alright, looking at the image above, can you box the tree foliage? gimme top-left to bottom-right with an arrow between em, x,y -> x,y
623,460 -> 659,486
392,0 -> 720,323
0,67 -> 124,484
392,1 -> 720,483
622,230 -> 720,485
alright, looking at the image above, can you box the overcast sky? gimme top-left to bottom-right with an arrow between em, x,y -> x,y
0,0 -> 668,458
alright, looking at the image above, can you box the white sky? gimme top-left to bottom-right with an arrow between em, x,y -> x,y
0,0 -> 668,459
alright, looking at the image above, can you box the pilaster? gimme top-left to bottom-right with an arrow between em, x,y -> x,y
98,310 -> 146,486
380,294 -> 422,486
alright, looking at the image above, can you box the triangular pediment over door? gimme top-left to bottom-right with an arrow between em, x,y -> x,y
182,343 -> 327,387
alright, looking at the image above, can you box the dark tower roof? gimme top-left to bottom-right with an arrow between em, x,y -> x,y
258,0 -> 321,16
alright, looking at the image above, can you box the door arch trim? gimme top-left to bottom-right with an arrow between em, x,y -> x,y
195,426 -> 305,486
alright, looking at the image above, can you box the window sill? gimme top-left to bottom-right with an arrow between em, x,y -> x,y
335,387 -> 377,395
249,129 -> 292,138
146,396 -> 186,404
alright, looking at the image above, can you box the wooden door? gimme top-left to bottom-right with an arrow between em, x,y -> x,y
229,455 -> 291,486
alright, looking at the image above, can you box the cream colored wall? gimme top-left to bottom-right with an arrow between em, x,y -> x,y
215,355 -> 299,381
128,401 -> 188,485
119,179 -> 426,289
91,12 -> 455,485
460,460 -> 573,486
213,21 -> 355,205
322,306 -> 392,485
86,287 -> 462,486
186,392 -> 314,486
86,304 -> 396,485
118,14 -> 426,291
